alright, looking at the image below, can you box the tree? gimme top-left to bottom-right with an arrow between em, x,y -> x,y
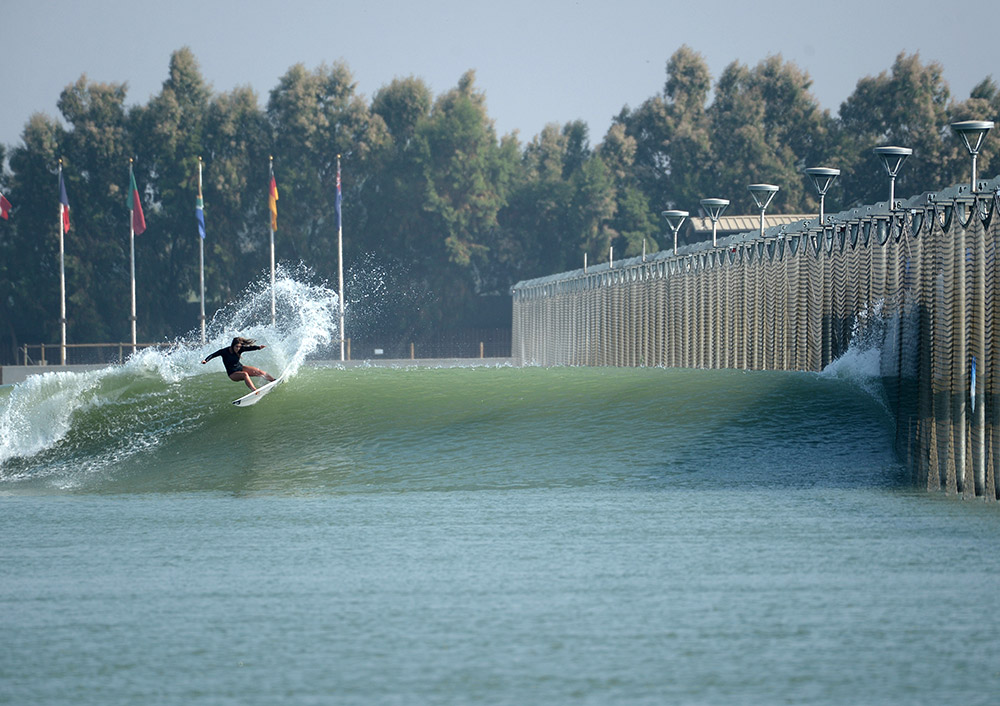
53,76 -> 134,343
835,53 -> 952,207
500,120 -> 615,275
413,71 -> 513,327
599,123 -> 659,257
131,47 -> 212,339
267,61 -> 389,276
2,114 -> 65,357
200,85 -> 272,304
707,55 -> 828,214
620,46 -> 713,215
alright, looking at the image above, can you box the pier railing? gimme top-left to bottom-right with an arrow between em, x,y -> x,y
512,176 -> 1000,500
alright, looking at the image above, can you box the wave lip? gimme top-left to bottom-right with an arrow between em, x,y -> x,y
0,370 -> 107,467
0,268 -> 341,482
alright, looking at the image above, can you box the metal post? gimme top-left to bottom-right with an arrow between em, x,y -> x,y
268,156 -> 277,326
58,160 -> 67,365
198,157 -> 206,344
129,159 -> 137,353
337,155 -> 345,362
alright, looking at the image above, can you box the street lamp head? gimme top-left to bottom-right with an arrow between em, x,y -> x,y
804,167 -> 840,196
747,184 -> 779,211
699,198 -> 730,222
700,198 -> 729,248
951,120 -> 994,156
873,146 -> 912,177
662,209 -> 689,255
661,209 -> 689,229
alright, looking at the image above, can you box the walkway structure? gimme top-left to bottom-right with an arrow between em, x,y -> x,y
512,172 -> 1000,500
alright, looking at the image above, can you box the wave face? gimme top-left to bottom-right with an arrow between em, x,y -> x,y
1,268 -> 901,493
0,267 -> 340,490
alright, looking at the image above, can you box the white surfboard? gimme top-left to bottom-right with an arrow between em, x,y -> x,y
232,372 -> 286,407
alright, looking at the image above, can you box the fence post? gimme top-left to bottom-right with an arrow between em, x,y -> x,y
410,342 -> 415,360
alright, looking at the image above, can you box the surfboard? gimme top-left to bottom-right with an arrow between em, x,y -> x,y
232,372 -> 286,407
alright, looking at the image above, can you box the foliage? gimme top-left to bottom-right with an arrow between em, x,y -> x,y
1,46 -> 997,362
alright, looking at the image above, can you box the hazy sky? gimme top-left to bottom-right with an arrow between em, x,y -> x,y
4,0 -> 993,150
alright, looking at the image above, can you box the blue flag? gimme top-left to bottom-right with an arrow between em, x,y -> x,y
335,162 -> 342,230
195,195 -> 206,239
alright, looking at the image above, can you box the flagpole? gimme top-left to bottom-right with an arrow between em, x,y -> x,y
58,160 -> 67,365
198,157 -> 206,344
129,159 -> 137,353
337,155 -> 345,362
269,155 -> 276,326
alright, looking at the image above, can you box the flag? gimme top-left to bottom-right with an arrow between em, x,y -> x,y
129,168 -> 146,235
335,161 -> 342,230
268,174 -> 278,231
196,193 -> 206,240
0,193 -> 10,220
59,173 -> 71,232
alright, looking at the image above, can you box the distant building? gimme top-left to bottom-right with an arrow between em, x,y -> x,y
687,214 -> 811,244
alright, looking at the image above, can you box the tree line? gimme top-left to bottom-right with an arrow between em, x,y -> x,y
1,46 -> 997,362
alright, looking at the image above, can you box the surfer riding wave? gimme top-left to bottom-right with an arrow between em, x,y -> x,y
202,337 -> 276,392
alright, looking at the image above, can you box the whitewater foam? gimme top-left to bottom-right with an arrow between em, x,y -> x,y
819,299 -> 893,417
0,268 -> 342,472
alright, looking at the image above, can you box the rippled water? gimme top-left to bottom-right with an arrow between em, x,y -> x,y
2,276 -> 999,704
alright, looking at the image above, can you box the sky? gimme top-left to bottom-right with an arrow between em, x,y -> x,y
3,0 -> 994,151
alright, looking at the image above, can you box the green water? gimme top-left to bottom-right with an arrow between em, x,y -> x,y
2,362 -> 999,704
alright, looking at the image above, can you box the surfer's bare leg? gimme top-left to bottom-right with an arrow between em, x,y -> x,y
229,370 -> 258,391
242,365 -> 275,383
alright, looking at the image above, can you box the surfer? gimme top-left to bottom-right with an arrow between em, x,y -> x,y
202,337 -> 276,392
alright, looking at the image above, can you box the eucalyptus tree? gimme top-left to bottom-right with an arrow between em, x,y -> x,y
835,53 -> 953,207
947,77 -> 1000,184
621,46 -> 713,216
131,47 -> 212,339
267,61 -> 389,277
44,77 -> 134,343
412,70 -> 515,327
200,85 -> 273,304
364,75 -> 434,262
2,115 -> 66,356
599,122 -> 659,258
707,55 -> 828,214
501,120 -> 615,276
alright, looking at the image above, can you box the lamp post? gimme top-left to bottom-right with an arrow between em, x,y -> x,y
804,167 -> 839,226
873,146 -> 912,208
951,120 -> 994,193
661,209 -> 689,256
747,184 -> 779,238
700,198 -> 730,247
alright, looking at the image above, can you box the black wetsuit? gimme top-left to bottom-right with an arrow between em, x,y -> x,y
204,345 -> 262,375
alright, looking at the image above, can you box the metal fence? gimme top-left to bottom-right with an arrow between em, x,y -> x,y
18,342 -> 175,366
17,329 -> 512,367
512,176 -> 1000,500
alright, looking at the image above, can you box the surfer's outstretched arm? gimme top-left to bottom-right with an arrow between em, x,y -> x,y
201,348 -> 226,365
